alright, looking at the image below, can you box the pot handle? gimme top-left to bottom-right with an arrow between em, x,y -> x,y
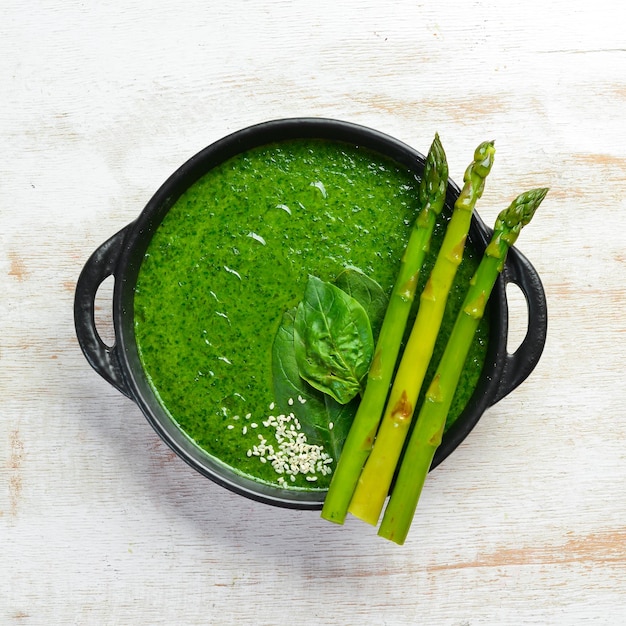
490,246 -> 548,405
74,225 -> 134,399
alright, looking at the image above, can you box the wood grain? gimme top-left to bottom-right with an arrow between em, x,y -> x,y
2,1 -> 626,624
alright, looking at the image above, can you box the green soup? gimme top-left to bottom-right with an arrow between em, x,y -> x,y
133,139 -> 489,490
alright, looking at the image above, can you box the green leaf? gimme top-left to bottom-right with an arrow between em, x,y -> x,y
323,394 -> 359,459
334,267 -> 388,339
271,308 -> 357,460
293,275 -> 374,404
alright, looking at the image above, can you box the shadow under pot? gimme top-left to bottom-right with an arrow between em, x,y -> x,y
74,118 -> 547,509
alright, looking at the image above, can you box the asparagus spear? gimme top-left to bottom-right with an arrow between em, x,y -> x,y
378,187 -> 549,545
348,140 -> 496,525
321,134 -> 449,524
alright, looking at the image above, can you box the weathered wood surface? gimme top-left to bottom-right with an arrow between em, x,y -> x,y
2,1 -> 626,623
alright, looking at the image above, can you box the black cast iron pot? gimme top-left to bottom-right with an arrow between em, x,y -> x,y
74,118 -> 547,509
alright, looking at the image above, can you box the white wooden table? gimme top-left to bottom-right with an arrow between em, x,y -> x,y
3,1 -> 626,623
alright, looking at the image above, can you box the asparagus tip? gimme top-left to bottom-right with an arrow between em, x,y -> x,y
470,140 -> 496,180
501,187 -> 549,229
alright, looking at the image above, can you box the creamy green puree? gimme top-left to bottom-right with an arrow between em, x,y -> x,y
134,139 -> 489,490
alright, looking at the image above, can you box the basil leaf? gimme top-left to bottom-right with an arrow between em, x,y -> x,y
323,393 -> 359,459
271,308 -> 357,460
293,275 -> 374,404
334,267 -> 388,339
272,307 -> 321,421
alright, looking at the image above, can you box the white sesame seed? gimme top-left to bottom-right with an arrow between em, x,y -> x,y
251,422 -> 258,428
329,422 -> 334,430
288,397 -> 294,405
242,426 -> 248,435
269,402 -> 275,410
227,424 -> 234,430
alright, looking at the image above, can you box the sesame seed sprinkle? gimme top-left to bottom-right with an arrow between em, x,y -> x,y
246,401 -> 333,485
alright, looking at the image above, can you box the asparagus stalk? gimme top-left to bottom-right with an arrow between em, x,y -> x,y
347,140 -> 496,525
321,134 -> 449,524
378,187 -> 549,545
